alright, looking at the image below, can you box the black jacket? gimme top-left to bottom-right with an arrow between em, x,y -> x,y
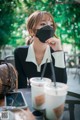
14,45 -> 67,88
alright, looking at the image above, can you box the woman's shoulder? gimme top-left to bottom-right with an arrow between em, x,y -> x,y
16,45 -> 29,49
14,45 -> 30,55
15,45 -> 29,51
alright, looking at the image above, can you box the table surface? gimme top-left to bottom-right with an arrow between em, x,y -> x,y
18,88 -> 80,120
0,88 -> 80,120
0,88 -> 35,120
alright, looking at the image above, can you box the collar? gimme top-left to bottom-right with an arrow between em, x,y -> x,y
25,43 -> 52,72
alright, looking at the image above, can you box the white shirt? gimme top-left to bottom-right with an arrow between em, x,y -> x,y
25,43 -> 65,72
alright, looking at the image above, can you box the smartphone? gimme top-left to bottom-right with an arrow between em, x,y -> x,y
5,91 -> 28,109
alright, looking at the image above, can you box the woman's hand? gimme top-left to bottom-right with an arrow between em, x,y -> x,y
45,37 -> 62,51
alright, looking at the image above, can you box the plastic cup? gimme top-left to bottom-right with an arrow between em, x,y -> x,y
30,77 -> 51,110
44,82 -> 68,120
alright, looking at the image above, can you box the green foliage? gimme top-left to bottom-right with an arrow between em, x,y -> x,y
24,0 -> 80,49
0,0 -> 80,50
0,0 -> 16,46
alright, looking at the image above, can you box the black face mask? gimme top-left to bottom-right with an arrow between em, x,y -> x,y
36,25 -> 54,43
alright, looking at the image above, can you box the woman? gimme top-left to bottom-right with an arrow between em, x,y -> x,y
14,11 -> 67,88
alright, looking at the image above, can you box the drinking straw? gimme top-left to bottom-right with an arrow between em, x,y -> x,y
41,59 -> 48,79
50,59 -> 57,88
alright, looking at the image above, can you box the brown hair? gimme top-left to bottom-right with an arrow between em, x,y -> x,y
26,11 -> 58,45
27,11 -> 57,34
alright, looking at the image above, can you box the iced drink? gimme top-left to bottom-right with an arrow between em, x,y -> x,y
44,82 -> 68,120
30,77 -> 51,110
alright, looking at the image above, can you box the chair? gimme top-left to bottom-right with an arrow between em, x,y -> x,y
65,91 -> 80,120
4,55 -> 15,67
74,65 -> 80,82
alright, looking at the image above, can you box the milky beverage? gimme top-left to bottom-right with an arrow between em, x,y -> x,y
44,82 -> 68,120
30,77 -> 51,110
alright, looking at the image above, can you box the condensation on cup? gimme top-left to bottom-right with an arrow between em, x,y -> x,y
30,77 -> 51,110
44,82 -> 68,120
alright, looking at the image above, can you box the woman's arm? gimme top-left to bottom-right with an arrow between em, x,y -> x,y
52,51 -> 67,83
14,48 -> 27,88
46,37 -> 67,83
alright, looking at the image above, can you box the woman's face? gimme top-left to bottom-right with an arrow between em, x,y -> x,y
36,14 -> 54,30
32,14 -> 54,43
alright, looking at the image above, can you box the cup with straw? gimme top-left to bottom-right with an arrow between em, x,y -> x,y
44,60 -> 68,120
30,59 -> 51,110
41,58 -> 57,94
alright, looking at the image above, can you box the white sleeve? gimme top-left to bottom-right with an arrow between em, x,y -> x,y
52,51 -> 65,68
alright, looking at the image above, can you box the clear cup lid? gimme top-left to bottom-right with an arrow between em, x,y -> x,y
44,82 -> 68,91
30,77 -> 51,86
44,82 -> 68,95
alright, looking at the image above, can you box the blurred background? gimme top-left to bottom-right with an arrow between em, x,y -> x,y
0,0 -> 80,67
